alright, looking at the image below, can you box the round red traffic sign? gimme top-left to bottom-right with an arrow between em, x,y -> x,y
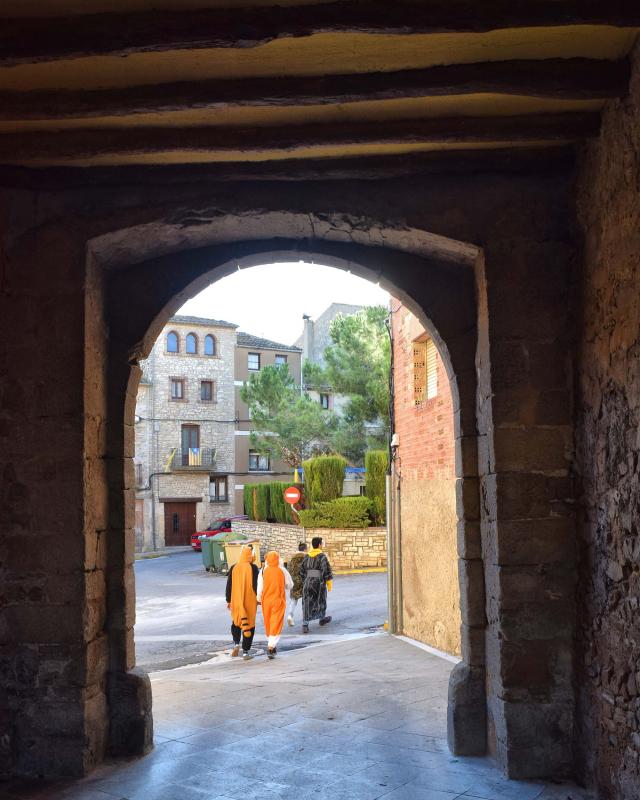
283,486 -> 301,505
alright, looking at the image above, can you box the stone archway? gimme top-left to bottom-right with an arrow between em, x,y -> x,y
87,214 -> 488,763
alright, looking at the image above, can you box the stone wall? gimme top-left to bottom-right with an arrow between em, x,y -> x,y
134,320 -> 237,547
231,519 -> 387,571
573,43 -> 640,800
392,304 -> 460,656
232,519 -> 302,557
0,162 -> 579,781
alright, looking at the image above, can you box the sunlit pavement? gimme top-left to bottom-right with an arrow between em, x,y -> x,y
134,549 -> 389,671
11,634 -> 593,800
7,553 -> 591,800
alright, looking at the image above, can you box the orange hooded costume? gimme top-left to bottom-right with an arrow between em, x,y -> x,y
261,551 -> 286,638
258,551 -> 293,656
229,545 -> 258,640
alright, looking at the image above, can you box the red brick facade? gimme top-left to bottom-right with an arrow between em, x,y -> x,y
391,301 -> 460,655
392,304 -> 455,481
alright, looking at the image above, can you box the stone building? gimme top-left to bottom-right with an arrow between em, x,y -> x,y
134,315 -> 237,549
391,302 -> 459,656
296,302 -> 363,413
233,332 -> 302,514
134,319 -> 303,542
2,6 -> 640,798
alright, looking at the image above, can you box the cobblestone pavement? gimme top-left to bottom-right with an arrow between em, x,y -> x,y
9,635 -> 592,800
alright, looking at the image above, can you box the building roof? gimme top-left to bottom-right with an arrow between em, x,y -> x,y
237,332 -> 302,353
170,315 -> 238,329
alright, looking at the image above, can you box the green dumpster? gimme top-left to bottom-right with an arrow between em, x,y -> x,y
200,536 -> 215,571
212,530 -> 248,573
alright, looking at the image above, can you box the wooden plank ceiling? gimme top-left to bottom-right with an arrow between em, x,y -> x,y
0,1 -> 637,170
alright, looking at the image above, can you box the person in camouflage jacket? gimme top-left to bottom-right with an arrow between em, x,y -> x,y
286,542 -> 307,626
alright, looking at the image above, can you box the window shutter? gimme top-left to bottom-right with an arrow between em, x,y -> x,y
413,340 -> 426,405
413,337 -> 438,404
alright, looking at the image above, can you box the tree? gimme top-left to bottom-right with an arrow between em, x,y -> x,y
240,364 -> 337,468
304,305 -> 390,463
303,454 -> 347,505
365,449 -> 389,525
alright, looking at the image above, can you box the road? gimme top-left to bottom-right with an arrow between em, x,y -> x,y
135,548 -> 388,671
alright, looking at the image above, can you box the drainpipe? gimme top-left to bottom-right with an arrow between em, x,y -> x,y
385,307 -> 403,634
386,472 -> 394,632
150,343 -> 158,551
301,314 -> 312,397
394,463 -> 403,635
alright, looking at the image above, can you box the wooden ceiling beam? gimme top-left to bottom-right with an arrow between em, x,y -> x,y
0,113 -> 600,162
1,2 -> 639,65
0,147 -> 576,187
0,59 -> 628,121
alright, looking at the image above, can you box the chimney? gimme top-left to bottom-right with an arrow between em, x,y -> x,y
302,314 -> 313,363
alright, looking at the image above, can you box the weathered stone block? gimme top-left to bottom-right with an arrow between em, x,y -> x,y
460,623 -> 486,667
447,662 -> 487,756
493,697 -> 574,779
457,519 -> 482,560
109,668 -> 153,758
493,426 -> 571,474
458,558 -> 486,628
483,517 -> 575,566
454,435 -> 479,479
455,477 -> 480,522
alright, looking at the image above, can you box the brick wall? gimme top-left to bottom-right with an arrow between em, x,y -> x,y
231,519 -> 387,570
392,307 -> 455,482
391,304 -> 460,655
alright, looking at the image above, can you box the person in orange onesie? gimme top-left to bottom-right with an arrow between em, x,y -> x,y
257,551 -> 293,659
225,545 -> 259,661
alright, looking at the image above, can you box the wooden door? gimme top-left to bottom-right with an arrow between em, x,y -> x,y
164,502 -> 197,546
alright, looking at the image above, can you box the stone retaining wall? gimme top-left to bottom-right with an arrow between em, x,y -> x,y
231,519 -> 387,571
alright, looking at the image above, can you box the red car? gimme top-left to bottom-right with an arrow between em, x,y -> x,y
191,515 -> 248,551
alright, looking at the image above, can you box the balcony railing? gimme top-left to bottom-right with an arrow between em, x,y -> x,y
166,447 -> 216,471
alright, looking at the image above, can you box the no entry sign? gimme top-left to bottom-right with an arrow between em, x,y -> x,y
284,486 -> 301,505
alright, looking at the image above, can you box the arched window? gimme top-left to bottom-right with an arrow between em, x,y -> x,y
204,334 -> 216,356
166,331 -> 179,353
186,333 -> 198,354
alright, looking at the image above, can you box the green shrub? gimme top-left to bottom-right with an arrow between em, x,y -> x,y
303,454 -> 347,505
268,482 -> 295,524
254,483 -> 270,521
243,484 -> 256,520
298,496 -> 373,529
365,449 -> 388,525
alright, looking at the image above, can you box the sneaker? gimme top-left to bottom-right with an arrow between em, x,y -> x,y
287,615 -> 294,627
302,624 -> 309,634
267,648 -> 276,660
231,646 -> 240,658
243,650 -> 253,661
319,616 -> 332,626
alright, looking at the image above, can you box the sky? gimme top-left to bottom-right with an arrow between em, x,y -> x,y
178,261 -> 389,345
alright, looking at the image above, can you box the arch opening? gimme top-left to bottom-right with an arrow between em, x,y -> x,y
87,224 -> 488,770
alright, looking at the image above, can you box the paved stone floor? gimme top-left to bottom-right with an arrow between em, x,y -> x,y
6,635 -> 592,800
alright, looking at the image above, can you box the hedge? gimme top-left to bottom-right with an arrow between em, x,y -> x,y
268,481 -> 295,524
365,449 -> 388,526
298,496 -> 373,529
254,483 -> 270,521
243,484 -> 255,519
244,481 -> 299,523
302,454 -> 347,505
